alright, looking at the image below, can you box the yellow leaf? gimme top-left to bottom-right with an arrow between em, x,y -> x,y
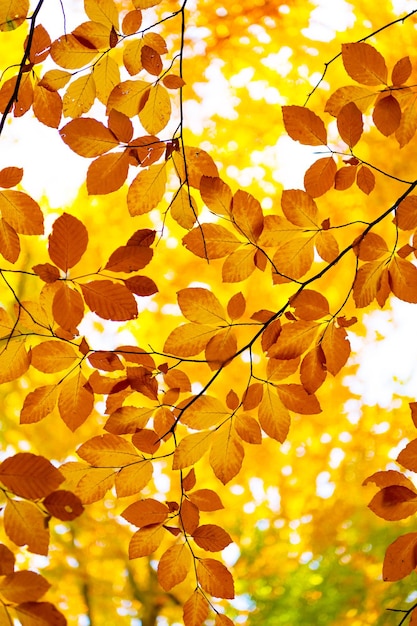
353,260 -> 387,307
315,230 -> 339,263
139,84 -> 171,134
205,328 -> 238,370
4,500 -> 49,555
84,0 -> 119,28
173,146 -> 219,188
170,187 -> 198,229
163,323 -> 218,357
58,371 -> 94,431
33,84 -> 62,128
74,467 -> 115,503
0,190 -> 43,234
321,323 -> 351,375
0,0 -> 28,30
179,395 -> 229,430
129,524 -> 165,559
115,460 -> 153,497
93,56 -> 120,104
20,385 -> 59,424
267,320 -> 319,359
123,38 -> 144,75
183,223 -> 240,259
30,340 -> 78,373
177,287 -> 226,325
222,247 -> 256,283
77,433 -> 139,467
63,73 -> 96,118
107,79 -> 150,117
157,544 -> 191,590
127,163 -> 167,216
172,431 -> 212,470
50,34 -> 98,70
389,256 -> 417,303
234,413 -> 262,444
39,69 -> 71,91
258,387 -> 290,442
209,426 -> 244,484
196,558 -> 234,599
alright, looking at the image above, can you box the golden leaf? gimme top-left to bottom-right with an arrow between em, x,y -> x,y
342,42 -> 388,85
0,190 -> 43,234
60,118 -> 119,157
0,453 -> 64,499
258,387 -> 290,443
209,426 -> 244,484
183,591 -> 209,626
20,385 -> 59,424
192,525 -> 233,552
127,163 -> 167,216
129,524 -> 165,559
58,371 -> 94,431
81,280 -> 138,320
63,73 -> 96,118
282,105 -> 327,146
139,84 -> 171,134
383,533 -> 417,581
196,558 -> 234,599
157,544 -> 191,590
31,340 -> 78,373
4,500 -> 49,555
172,431 -> 212,470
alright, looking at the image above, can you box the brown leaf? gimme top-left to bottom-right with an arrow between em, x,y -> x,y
197,558 -> 234,599
342,42 -> 387,85
0,190 -> 43,235
81,280 -> 138,320
52,283 -> 84,332
60,118 -> 118,156
304,157 -> 337,198
48,212 -> 88,272
383,532 -> 417,581
392,56 -> 412,86
58,371 -> 94,431
192,525 -> 232,551
373,95 -> 401,136
43,490 -> 84,521
282,105 -> 327,145
337,102 -> 363,147
0,453 -> 63,499
122,498 -> 169,527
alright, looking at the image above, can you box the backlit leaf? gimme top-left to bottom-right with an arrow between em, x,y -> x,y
353,261 -> 386,307
173,431 -> 212,469
394,195 -> 417,230
60,118 -> 119,157
392,56 -> 412,85
234,413 -> 262,444
373,95 -> 401,136
33,84 -> 62,128
122,499 -> 169,527
50,34 -> 98,69
205,328 -> 237,370
282,105 -> 327,145
0,340 -> 30,383
0,190 -> 43,234
197,558 -> 234,599
93,55 -> 120,103
389,257 -> 417,303
281,189 -> 318,228
170,187 -> 198,229
0,0 -> 29,30
342,42 -> 387,85
104,244 -> 153,272
222,247 -> 256,282
368,485 -> 417,521
127,163 -> 167,215
188,489 -> 224,511
20,385 -> 59,424
290,289 -> 330,320
177,288 -> 226,325
158,544 -> 191,590
276,383 -> 321,414
52,284 -> 84,332
231,189 -> 264,242
209,426 -> 244,484
183,223 -> 240,259
383,533 -> 417,581
267,320 -> 319,359
0,570 -> 50,603
0,453 -> 63,499
337,102 -> 363,147
115,459 -> 153,497
0,166 -> 23,188
84,0 -> 119,28
31,340 -> 78,373
139,84 -> 171,134
129,524 -> 165,558
258,387 -> 290,442
49,212 -> 88,272
77,433 -> 139,467
356,166 -> 375,194
321,323 -> 350,376
0,218 -> 19,262
81,280 -> 138,320
58,371 -> 94,431
183,591 -> 209,626
192,525 -> 232,552
4,500 -> 49,555
173,146 -> 219,188
43,490 -> 84,521
163,323 -> 218,357
304,157 -> 337,198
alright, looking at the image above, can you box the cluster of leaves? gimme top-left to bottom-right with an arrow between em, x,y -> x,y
1,0 -> 417,625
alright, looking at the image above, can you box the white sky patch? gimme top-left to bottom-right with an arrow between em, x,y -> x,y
302,0 -> 356,42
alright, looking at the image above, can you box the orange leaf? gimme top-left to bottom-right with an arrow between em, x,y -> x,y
227,292 -> 245,320
180,499 -> 200,534
183,591 -> 210,626
183,223 -> 240,259
209,426 -> 244,484
354,232 -> 389,260
342,42 -> 387,85
32,262 -> 60,283
129,524 -> 165,558
197,558 -> 234,599
52,283 -> 84,332
364,469 -> 417,490
50,34 -> 99,69
290,289 -> 330,320
20,385 -> 59,424
141,45 -> 162,76
114,460 -> 153,497
0,190 -> 43,235
234,413 -> 262,444
4,500 -> 49,555
163,323 -> 218,357
173,146 -> 219,188
267,320 -> 319,359
222,247 -> 256,283
304,157 -> 337,198
177,288 -> 226,324
368,485 -> 417,521
266,357 -> 300,381
231,189 -> 264,242
170,187 -> 198,229
383,532 -> 417,581
0,544 -> 14,574
215,615 -> 234,626
389,257 -> 417,303
321,324 -> 350,375
334,165 -> 357,190
396,96 -> 417,147
124,275 -> 158,296
104,244 -> 153,272
0,453 -> 63,499
200,176 -> 232,216
33,84 -> 62,128
81,280 -> 138,320
392,56 -> 412,86
132,429 -> 160,454
122,9 -> 142,35
188,489 -> 224,511
325,85 -> 375,116
337,102 -> 363,147
77,433 -> 139,467
163,74 -> 185,89
356,165 -> 375,194
394,195 -> 417,230
157,544 -> 191,590
58,371 -> 94,431
0,166 -> 23,188
14,602 -> 66,625
179,395 -> 229,430
104,406 -> 153,435
192,525 -> 232,552
0,218 -> 20,262
282,105 -> 327,146
353,261 -> 386,307
281,189 -> 318,227
31,340 -> 78,373
0,570 -> 50,603
397,439 -> 417,472
139,84 -> 171,134
48,212 -> 88,272
242,383 -> 263,410
74,467 -> 115,504
205,328 -> 237,370
60,118 -> 118,157
277,383 -> 321,414
122,498 -> 169,527
300,346 -> 327,393
43,490 -> 84,521
258,387 -> 290,442
373,95 -> 401,136
87,151 -> 130,195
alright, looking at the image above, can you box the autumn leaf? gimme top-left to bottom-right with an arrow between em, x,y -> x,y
196,558 -> 234,598
342,42 -> 388,85
157,544 -> 191,590
0,453 -> 64,499
81,280 -> 138,320
282,105 -> 327,145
